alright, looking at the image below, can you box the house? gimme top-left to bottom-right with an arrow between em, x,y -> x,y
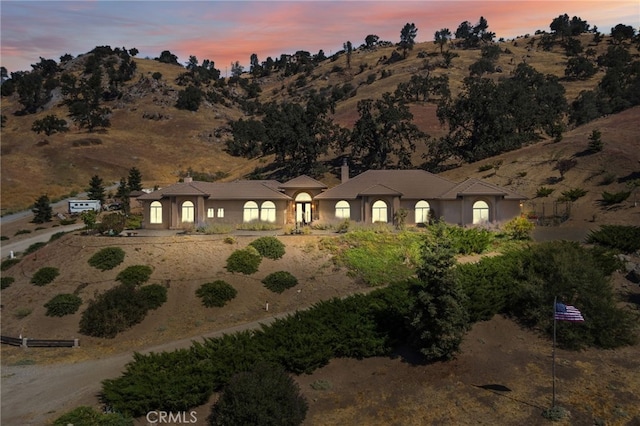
137,164 -> 526,230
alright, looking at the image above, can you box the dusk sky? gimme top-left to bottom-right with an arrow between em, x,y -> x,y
2,1 -> 639,75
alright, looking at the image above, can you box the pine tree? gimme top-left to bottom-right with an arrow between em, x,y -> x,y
87,175 -> 106,204
127,167 -> 143,191
115,177 -> 130,213
32,194 -> 53,223
408,230 -> 470,360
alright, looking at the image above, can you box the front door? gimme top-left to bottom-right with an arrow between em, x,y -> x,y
296,202 -> 311,224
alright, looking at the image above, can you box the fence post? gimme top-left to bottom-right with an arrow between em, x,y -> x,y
21,338 -> 28,348
73,338 -> 79,348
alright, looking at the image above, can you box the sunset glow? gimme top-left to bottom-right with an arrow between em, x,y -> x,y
1,1 -> 638,74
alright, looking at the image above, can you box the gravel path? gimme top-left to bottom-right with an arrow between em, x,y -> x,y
1,312 -> 292,425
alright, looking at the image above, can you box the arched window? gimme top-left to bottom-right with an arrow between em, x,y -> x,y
335,200 -> 350,219
372,200 -> 388,223
181,201 -> 194,223
295,192 -> 312,202
150,201 -> 162,224
473,200 -> 490,224
261,201 -> 276,223
415,200 -> 431,224
243,201 -> 259,222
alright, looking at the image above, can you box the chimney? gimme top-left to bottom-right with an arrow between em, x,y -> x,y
341,158 -> 349,183
183,176 -> 193,183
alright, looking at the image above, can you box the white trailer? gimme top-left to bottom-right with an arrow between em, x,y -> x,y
68,200 -> 101,214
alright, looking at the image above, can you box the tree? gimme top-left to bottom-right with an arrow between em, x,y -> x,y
127,167 -> 143,191
365,34 -> 379,48
611,24 -> 635,44
115,177 -> 131,214
14,71 -> 51,114
32,194 -> 53,223
343,41 -> 353,68
175,85 -> 203,111
550,14 -> 571,40
65,67 -> 111,132
408,234 -> 470,360
565,56 -> 597,80
250,53 -> 262,78
80,210 -> 98,230
155,50 -> 180,66
209,362 -> 308,426
434,28 -> 451,54
230,61 -> 244,78
348,92 -> 426,169
587,129 -> 603,152
399,23 -> 418,58
226,118 -> 266,158
87,175 -> 106,204
31,114 -> 69,136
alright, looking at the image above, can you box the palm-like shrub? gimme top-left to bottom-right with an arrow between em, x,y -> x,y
262,271 -> 298,293
249,236 -> 286,260
88,247 -> 125,271
197,281 -> 237,307
31,266 -> 59,286
226,246 -> 261,274
44,294 -> 82,317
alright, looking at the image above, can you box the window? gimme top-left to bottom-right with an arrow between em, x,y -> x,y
182,201 -> 195,223
372,200 -> 388,223
217,208 -> 224,218
261,201 -> 276,223
150,201 -> 162,224
335,200 -> 350,219
415,200 -> 430,224
243,201 -> 259,222
207,208 -> 215,218
473,200 -> 489,224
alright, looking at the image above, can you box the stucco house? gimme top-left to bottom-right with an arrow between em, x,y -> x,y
137,163 -> 526,230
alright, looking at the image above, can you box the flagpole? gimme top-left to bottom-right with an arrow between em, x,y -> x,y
552,295 -> 557,408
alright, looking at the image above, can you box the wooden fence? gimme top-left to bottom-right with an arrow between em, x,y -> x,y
1,335 -> 79,348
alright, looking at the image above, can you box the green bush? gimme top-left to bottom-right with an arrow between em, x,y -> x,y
138,284 -> 168,310
226,246 -> 261,274
88,247 -> 125,271
52,406 -> 133,426
586,225 -> 640,253
249,236 -> 286,260
1,235 -> 9,240
24,241 -> 47,255
601,191 -> 630,205
98,213 -> 126,235
209,362 -> 308,426
197,280 -> 237,307
15,229 -> 31,236
502,216 -> 535,240
49,231 -> 66,241
31,266 -> 59,286
559,187 -> 587,201
79,283 -> 167,338
14,307 -> 32,319
44,294 -> 82,317
116,265 -> 153,286
262,271 -> 298,293
1,258 -> 20,271
536,186 -> 554,197
440,225 -> 494,254
59,218 -> 77,225
1,276 -> 15,290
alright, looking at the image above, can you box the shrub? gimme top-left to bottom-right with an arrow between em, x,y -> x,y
49,231 -> 66,241
196,280 -> 238,307
1,236 -> 9,240
197,223 -> 234,234
88,247 -> 125,271
559,187 -> 587,201
249,236 -> 286,260
31,266 -> 59,286
536,186 -> 554,197
52,406 -> 133,426
478,163 -> 493,172
209,363 -> 308,426
1,258 -> 20,271
59,218 -> 77,225
502,216 -> 535,240
98,213 -> 126,235
262,271 -> 298,293
44,294 -> 82,317
226,246 -> 261,274
223,236 -> 236,244
1,276 -> 15,290
24,241 -> 47,255
15,229 -> 31,235
440,225 -> 494,254
586,225 -> 640,253
116,265 -> 153,287
601,191 -> 630,205
138,284 -> 168,310
14,307 -> 32,319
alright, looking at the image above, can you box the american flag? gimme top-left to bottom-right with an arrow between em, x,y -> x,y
555,303 -> 584,322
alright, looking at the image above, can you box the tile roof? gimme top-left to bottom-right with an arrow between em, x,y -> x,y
279,175 -> 328,189
138,180 -> 291,201
315,170 -> 456,200
438,178 -> 527,200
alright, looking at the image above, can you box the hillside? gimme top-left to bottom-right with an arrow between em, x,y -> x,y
1,33 -> 639,219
